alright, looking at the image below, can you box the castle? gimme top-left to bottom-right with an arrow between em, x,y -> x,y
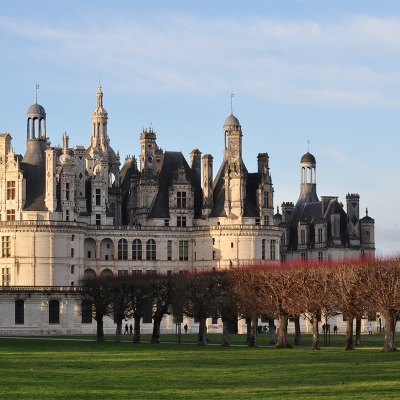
0,86 -> 375,334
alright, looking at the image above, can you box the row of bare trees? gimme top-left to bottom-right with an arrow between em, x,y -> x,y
78,256 -> 400,352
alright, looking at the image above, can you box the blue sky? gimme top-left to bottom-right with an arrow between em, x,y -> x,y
1,0 -> 400,256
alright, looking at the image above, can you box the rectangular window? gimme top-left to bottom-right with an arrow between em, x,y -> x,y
270,240 -> 276,261
71,265 -> 75,274
70,248 -> 74,258
317,228 -> 323,243
96,189 -> 101,206
118,270 -> 128,276
212,316 -> 218,325
281,254 -> 286,263
15,300 -> 24,324
301,230 -> 305,244
6,210 -> 15,221
318,251 -> 323,263
49,300 -> 60,324
212,251 -> 216,260
66,210 -> 69,222
177,192 -> 187,208
2,267 -> 10,286
179,240 -> 189,261
2,236 -> 11,258
87,250 -> 92,259
96,214 -> 101,226
261,239 -> 266,260
263,191 -> 269,207
164,219 -> 169,227
167,240 -> 172,261
301,252 -> 306,261
81,300 -> 93,324
65,182 -> 70,201
255,218 -> 260,226
7,181 -> 16,200
281,232 -> 286,247
177,216 -> 187,227
71,235 -> 75,241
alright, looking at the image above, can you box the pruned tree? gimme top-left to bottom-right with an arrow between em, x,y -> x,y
78,276 -> 112,342
363,257 -> 400,352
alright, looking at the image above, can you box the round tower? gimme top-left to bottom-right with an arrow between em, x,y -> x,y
27,103 -> 46,140
298,152 -> 318,203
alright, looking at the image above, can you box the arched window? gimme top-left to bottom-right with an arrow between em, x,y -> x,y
15,299 -> 24,325
146,239 -> 156,261
118,239 -> 128,260
49,300 -> 60,324
132,239 -> 142,260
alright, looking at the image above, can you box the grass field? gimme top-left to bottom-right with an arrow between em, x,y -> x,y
0,333 -> 399,399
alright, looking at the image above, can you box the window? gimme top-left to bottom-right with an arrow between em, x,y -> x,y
2,236 -> 11,258
7,181 -> 16,200
317,228 -> 323,244
300,230 -> 305,245
96,214 -> 101,226
318,252 -> 324,263
212,238 -> 215,245
177,192 -> 187,208
132,239 -> 142,260
281,254 -> 286,263
212,251 -> 216,260
96,189 -> 101,206
81,300 -> 92,323
261,239 -> 266,260
132,270 -> 142,276
15,300 -> 24,325
87,250 -> 92,259
7,210 -> 15,221
301,252 -> 306,261
49,300 -> 60,324
146,239 -> 156,261
118,239 -> 128,260
2,267 -> 10,286
71,235 -> 75,241
179,240 -> 189,261
177,216 -> 186,227
65,182 -> 70,200
263,191 -> 269,207
70,248 -> 74,258
212,316 -> 218,324
167,240 -> 172,261
255,218 -> 260,226
281,232 -> 286,247
231,242 -> 234,248
270,240 -> 276,261
164,219 -> 169,227
71,265 -> 75,274
118,270 -> 128,276
66,210 -> 69,222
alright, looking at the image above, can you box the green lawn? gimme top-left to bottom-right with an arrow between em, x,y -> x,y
0,333 -> 399,399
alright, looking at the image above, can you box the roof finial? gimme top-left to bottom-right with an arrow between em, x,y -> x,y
230,93 -> 234,115
307,139 -> 310,152
366,207 -> 368,217
36,84 -> 39,103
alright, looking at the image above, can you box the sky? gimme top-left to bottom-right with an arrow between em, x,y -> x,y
0,0 -> 399,256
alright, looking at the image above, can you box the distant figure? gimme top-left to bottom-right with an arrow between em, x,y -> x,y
368,324 -> 372,335
124,324 -> 128,334
184,324 -> 188,334
322,323 -> 326,333
130,324 -> 133,334
333,324 -> 338,334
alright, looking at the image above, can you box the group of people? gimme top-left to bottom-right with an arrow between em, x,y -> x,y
124,324 -> 133,334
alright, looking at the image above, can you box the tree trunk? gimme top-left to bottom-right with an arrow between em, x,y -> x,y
95,313 -> 105,342
133,315 -> 141,343
294,316 -> 303,346
382,314 -> 398,352
275,314 -> 292,349
221,319 -> 231,347
268,317 -> 276,345
197,316 -> 208,346
345,317 -> 354,350
115,318 -> 123,343
150,316 -> 162,343
245,317 -> 252,345
310,314 -> 320,350
355,318 -> 361,346
248,316 -> 258,347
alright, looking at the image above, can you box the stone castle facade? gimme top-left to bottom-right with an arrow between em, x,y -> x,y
0,87 -> 375,334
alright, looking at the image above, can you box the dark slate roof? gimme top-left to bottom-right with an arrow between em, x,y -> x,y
286,197 -> 348,250
20,139 -> 48,211
301,152 -> 316,163
120,158 -> 138,193
244,173 -> 262,218
148,151 -> 203,219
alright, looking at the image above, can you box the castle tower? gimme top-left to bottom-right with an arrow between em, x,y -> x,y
90,85 -> 108,148
139,127 -> 157,177
223,113 -> 246,217
202,154 -> 213,214
298,152 -> 318,204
